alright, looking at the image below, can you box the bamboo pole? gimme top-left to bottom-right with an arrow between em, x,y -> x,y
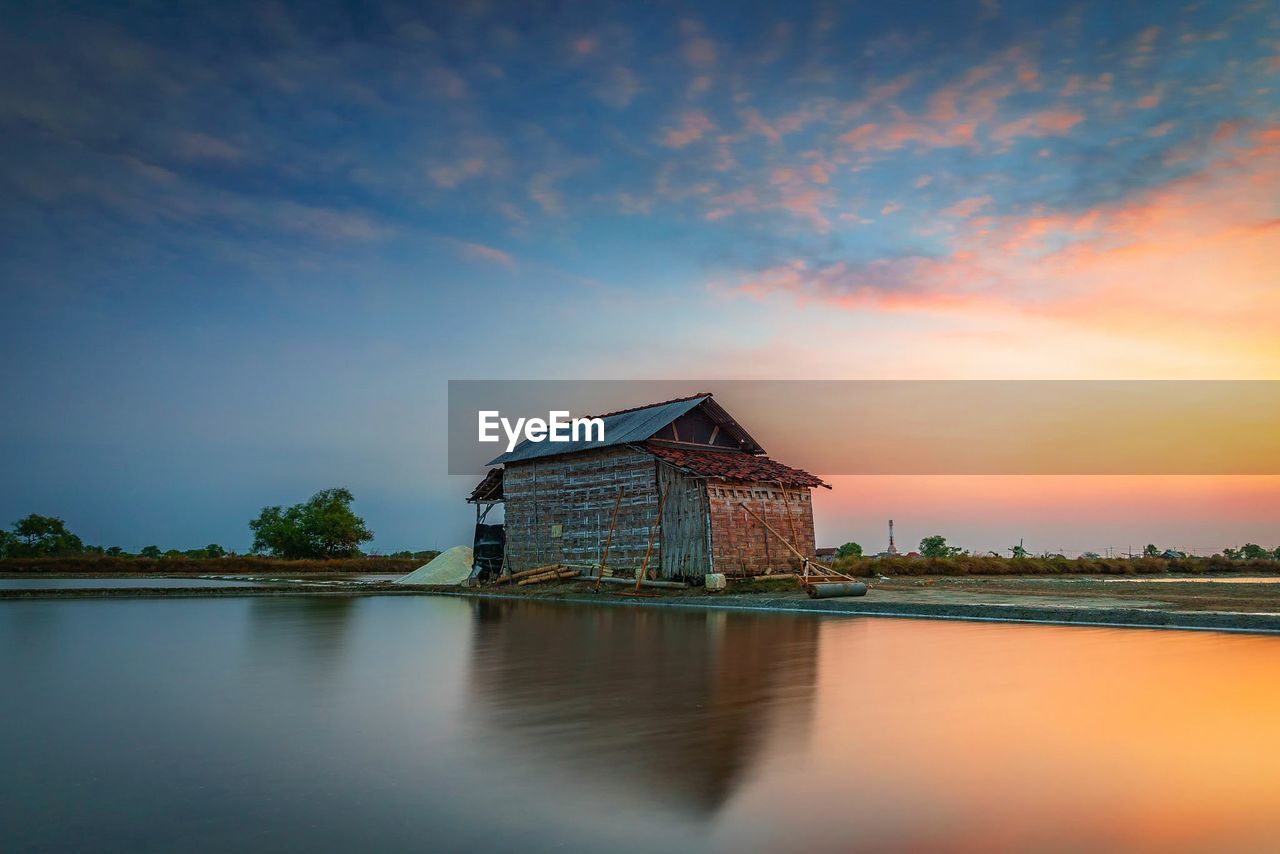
736,502 -> 856,583
517,568 -> 578,586
777,479 -> 802,580
594,487 -> 624,593
492,563 -> 563,585
633,488 -> 669,593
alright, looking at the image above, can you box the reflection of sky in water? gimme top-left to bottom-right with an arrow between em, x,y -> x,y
3,597 -> 1280,852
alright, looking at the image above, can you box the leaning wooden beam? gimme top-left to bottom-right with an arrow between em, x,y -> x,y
594,486 -> 624,593
633,488 -> 669,593
736,502 -> 858,584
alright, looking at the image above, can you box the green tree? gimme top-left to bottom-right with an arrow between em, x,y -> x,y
1143,543 -> 1160,558
836,542 -> 863,559
0,529 -> 13,557
204,543 -> 226,558
9,514 -> 84,556
140,545 -> 162,558
920,535 -> 963,558
1239,543 -> 1270,561
249,487 -> 373,559
105,546 -> 125,557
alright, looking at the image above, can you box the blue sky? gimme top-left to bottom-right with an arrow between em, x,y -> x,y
2,0 -> 1278,553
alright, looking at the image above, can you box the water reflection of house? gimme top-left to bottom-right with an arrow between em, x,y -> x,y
466,599 -> 818,815
468,393 -> 830,580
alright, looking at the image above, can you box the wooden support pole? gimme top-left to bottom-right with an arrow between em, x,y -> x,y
594,487 -> 624,593
633,488 -> 669,593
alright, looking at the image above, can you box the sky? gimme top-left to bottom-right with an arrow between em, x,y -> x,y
1,0 -> 1278,555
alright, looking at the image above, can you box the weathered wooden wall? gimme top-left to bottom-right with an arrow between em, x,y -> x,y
706,483 -> 816,576
503,447 -> 660,573
657,463 -> 710,578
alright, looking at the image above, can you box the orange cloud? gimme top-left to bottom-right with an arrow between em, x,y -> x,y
718,125 -> 1280,370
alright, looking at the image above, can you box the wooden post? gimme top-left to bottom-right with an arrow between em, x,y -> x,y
594,487 -> 624,592
633,488 -> 669,593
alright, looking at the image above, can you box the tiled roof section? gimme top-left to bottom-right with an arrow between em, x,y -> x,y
467,467 -> 504,502
638,442 -> 829,488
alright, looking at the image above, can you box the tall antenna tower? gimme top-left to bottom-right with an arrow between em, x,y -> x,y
886,519 -> 899,556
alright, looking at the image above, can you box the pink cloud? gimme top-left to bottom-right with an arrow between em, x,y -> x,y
991,108 -> 1083,141
659,111 -> 715,147
1136,89 -> 1162,109
939,195 -> 992,218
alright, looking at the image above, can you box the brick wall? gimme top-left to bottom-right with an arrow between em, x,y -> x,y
706,482 -> 816,576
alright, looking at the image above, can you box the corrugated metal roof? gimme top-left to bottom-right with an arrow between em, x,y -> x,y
485,395 -> 710,465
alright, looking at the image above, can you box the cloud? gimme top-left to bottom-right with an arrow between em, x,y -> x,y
991,108 -> 1083,141
1136,89 -> 1162,109
596,66 -> 640,107
682,37 -> 717,68
715,125 -> 1280,363
445,238 -> 516,270
424,66 -> 468,99
173,132 -> 243,163
427,157 -> 487,188
659,111 -> 715,147
939,195 -> 992,218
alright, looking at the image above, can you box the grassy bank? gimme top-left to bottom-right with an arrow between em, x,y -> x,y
0,556 -> 425,575
831,554 -> 1280,576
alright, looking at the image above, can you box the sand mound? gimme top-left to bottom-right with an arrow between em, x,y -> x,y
393,545 -> 474,585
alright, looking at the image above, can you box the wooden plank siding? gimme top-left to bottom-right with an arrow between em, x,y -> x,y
657,462 -> 711,578
502,446 -> 817,579
502,446 -> 660,573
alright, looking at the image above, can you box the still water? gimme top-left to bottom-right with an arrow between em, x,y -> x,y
3,595 -> 1280,852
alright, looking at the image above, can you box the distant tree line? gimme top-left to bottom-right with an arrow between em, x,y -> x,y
1,487 -> 433,561
828,534 -> 1280,562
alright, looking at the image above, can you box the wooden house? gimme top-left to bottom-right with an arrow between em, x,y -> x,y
466,393 -> 829,580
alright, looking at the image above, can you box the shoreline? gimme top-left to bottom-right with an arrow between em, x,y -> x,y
5,580 -> 1280,635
